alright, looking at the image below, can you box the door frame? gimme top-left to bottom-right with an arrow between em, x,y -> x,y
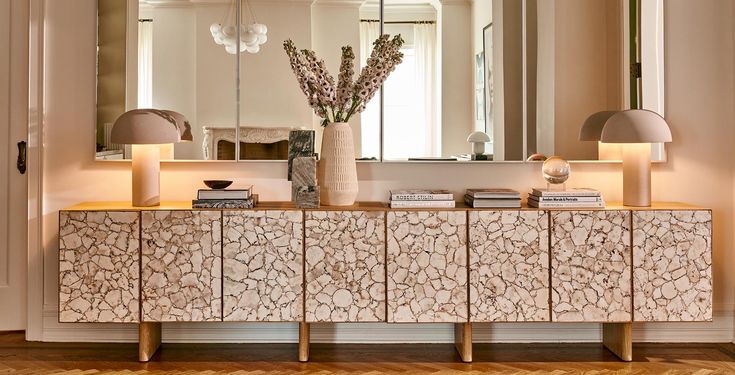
25,0 -> 44,341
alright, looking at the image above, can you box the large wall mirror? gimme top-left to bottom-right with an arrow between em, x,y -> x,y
95,0 -> 665,162
95,0 -> 382,161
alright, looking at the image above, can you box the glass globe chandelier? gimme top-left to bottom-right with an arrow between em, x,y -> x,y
209,0 -> 267,54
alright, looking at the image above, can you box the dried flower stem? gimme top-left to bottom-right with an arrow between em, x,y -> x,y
283,35 -> 404,127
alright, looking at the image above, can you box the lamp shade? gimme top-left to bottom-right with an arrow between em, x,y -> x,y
579,111 -> 619,141
111,109 -> 188,145
600,109 -> 672,144
467,131 -> 491,143
163,110 -> 193,142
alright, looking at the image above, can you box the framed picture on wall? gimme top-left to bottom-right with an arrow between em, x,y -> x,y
475,52 -> 485,124
482,23 -> 494,135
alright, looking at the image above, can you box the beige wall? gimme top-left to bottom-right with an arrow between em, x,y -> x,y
39,0 -> 735,341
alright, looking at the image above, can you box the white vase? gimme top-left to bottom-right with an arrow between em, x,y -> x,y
318,122 -> 358,206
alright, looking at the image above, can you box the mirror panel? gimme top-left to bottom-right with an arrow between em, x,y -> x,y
528,0 -> 626,161
381,0 -> 665,162
95,0 -> 130,160
381,0 -> 439,160
236,1 -> 312,161
141,3 -> 238,160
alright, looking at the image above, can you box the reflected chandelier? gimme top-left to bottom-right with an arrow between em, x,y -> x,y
209,0 -> 268,54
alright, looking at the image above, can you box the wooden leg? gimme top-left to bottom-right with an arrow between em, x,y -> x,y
602,322 -> 632,362
454,322 -> 472,363
138,322 -> 162,362
299,322 -> 310,362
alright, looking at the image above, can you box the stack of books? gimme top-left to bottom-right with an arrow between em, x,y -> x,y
464,188 -> 521,208
389,189 -> 455,208
192,186 -> 256,209
527,188 -> 604,208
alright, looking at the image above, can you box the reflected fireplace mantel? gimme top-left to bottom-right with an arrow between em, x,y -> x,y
202,126 -> 305,160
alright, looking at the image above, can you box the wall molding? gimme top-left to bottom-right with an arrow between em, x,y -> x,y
42,305 -> 735,344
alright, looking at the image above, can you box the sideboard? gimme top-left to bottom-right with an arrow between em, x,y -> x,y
58,201 -> 712,363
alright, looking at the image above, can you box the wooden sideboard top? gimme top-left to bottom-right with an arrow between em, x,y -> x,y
61,201 -> 709,212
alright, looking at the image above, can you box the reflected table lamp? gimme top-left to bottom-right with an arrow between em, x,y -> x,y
110,109 -> 192,207
580,109 -> 672,207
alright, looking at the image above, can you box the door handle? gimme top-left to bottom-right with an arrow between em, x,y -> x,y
17,141 -> 26,174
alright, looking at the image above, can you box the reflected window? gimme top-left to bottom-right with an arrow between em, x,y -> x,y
380,18 -> 439,160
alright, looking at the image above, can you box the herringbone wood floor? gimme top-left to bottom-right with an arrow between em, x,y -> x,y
2,332 -> 735,374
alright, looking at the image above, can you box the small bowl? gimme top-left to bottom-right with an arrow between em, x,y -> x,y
203,180 -> 233,189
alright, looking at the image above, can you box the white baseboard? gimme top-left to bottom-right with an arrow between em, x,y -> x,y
41,305 -> 735,344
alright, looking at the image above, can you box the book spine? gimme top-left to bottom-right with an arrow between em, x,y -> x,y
192,199 -> 254,209
528,202 -> 605,208
197,191 -> 251,200
472,195 -> 522,199
530,196 -> 603,202
531,190 -> 601,197
464,195 -> 473,207
391,194 -> 454,201
390,200 -> 456,208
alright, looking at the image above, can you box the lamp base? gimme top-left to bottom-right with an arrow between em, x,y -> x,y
132,144 -> 161,207
622,143 -> 651,207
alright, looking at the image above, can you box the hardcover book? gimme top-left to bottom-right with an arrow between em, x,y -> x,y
528,195 -> 603,203
466,188 -> 521,199
389,200 -> 456,208
197,186 -> 252,200
465,195 -> 521,208
530,188 -> 601,197
390,189 -> 454,201
527,200 -> 605,208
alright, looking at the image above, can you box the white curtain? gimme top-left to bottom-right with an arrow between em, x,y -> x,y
413,23 -> 439,157
359,21 -> 380,158
138,21 -> 153,108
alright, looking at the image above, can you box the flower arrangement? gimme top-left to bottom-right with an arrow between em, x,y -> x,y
284,35 -> 404,126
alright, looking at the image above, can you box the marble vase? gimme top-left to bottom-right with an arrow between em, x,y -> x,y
318,122 -> 358,206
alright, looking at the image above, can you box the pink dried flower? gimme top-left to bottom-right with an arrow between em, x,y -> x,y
283,35 -> 404,126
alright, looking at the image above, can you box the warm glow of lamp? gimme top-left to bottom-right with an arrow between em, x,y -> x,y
111,109 -> 192,207
600,109 -> 672,207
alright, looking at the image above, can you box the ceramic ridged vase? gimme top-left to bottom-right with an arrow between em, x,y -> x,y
318,122 -> 358,206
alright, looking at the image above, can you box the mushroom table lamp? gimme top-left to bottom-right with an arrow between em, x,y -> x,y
581,109 -> 671,207
467,131 -> 491,155
110,109 -> 192,207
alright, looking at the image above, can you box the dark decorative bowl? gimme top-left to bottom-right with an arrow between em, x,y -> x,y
203,180 -> 233,189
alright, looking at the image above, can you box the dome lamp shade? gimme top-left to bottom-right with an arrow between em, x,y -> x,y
600,109 -> 672,144
110,109 -> 187,145
110,109 -> 191,207
579,111 -> 619,141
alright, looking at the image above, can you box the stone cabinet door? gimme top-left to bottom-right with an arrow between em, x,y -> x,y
305,210 -> 386,322
469,210 -> 550,322
550,210 -> 631,322
59,211 -> 140,323
633,210 -> 712,322
387,210 -> 467,323
222,210 -> 303,322
141,210 -> 222,322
